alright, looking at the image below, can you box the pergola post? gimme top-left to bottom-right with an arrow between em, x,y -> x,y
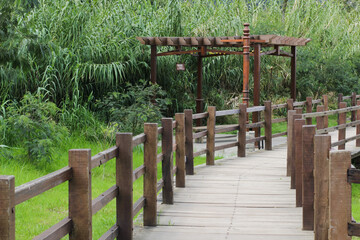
242,23 -> 250,108
150,45 -> 157,84
290,46 -> 296,100
253,43 -> 261,143
196,47 -> 205,126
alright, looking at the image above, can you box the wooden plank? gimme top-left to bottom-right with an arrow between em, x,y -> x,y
185,110 -> 194,175
293,101 -> 306,107
339,102 -> 347,149
322,95 -> 329,128
302,105 -> 360,118
247,106 -> 265,113
294,119 -> 305,207
215,125 -> 238,134
193,149 -> 207,158
287,110 -> 296,177
192,112 -> 209,120
272,117 -> 287,124
0,176 -> 15,240
347,169 -> 360,183
316,105 -> 325,130
68,149 -> 92,240
272,131 -> 287,138
133,197 -> 145,217
175,113 -> 186,187
193,130 -> 207,139
238,104 -> 247,157
287,98 -> 294,111
98,225 -> 119,240
206,106 -> 216,165
329,151 -> 351,240
305,97 -> 312,125
161,118 -> 174,204
246,121 -> 265,129
144,123 -> 158,226
133,133 -> 146,147
264,101 -> 272,150
214,142 -> 238,152
316,120 -> 360,134
92,186 -> 118,215
15,167 -> 72,205
331,134 -> 360,147
91,146 -> 117,169
116,133 -> 133,239
314,134 -> 331,240
352,92 -> 357,122
246,136 -> 265,144
33,218 -> 72,240
291,114 -> 302,189
133,165 -> 145,181
216,109 -> 240,117
302,125 -> 315,231
348,223 -> 360,236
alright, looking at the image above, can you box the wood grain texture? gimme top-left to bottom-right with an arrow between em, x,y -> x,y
287,110 -> 296,177
305,97 -> 312,125
175,113 -> 186,188
357,100 -> 360,147
144,123 -> 158,226
206,106 -> 216,165
33,218 -> 72,240
68,149 -> 92,240
184,109 -> 194,175
329,151 -> 351,240
294,119 -> 305,207
352,92 -> 357,122
0,175 -> 15,240
162,118 -> 174,204
291,114 -> 302,189
238,104 -> 247,157
322,95 -> 329,128
116,133 -> 133,239
339,102 -> 347,150
316,105 -> 325,130
264,101 -> 272,150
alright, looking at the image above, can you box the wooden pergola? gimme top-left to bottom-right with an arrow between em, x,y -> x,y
137,23 -> 310,120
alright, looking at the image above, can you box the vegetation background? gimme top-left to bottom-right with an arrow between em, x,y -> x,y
1,0 -> 360,238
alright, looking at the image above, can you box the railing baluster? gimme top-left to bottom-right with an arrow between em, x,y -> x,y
294,118 -> 305,207
206,106 -> 216,165
184,109 -> 194,175
264,101 -> 272,150
238,104 -> 247,157
175,113 -> 186,187
161,118 -> 174,204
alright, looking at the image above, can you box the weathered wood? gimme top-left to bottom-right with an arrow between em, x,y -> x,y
238,104 -> 247,157
68,149 -> 92,240
338,93 -> 343,125
175,113 -> 186,187
216,109 -> 240,117
193,149 -> 207,158
316,105 -> 325,130
357,100 -> 360,147
246,121 -> 265,129
305,97 -> 312,125
161,118 -> 174,204
348,169 -> 360,183
287,110 -> 296,177
264,101 -> 272,150
246,136 -> 266,144
331,134 -> 360,148
314,134 -> 331,240
291,114 -> 302,189
287,98 -> 294,111
133,197 -> 146,217
294,119 -> 305,207
295,107 -> 302,114
0,175 -> 15,240
15,167 -> 72,205
151,45 -> 157,84
329,151 -> 351,240
272,131 -> 287,138
132,133 -> 146,147
302,105 -> 360,119
348,223 -> 360,236
143,123 -> 158,226
339,102 -> 347,150
272,117 -> 287,124
246,106 -> 265,113
302,125 -> 316,231
322,95 -> 329,128
33,218 -> 72,240
133,165 -> 145,181
293,101 -> 306,107
316,120 -> 360,134
291,46 -> 296,99
192,112 -> 209,120
214,142 -> 238,151
91,146 -> 117,169
98,224 -> 119,240
92,185 -> 118,215
116,133 -> 133,239
214,125 -> 238,134
184,109 -> 194,175
352,92 -> 357,122
206,106 -> 216,165
272,103 -> 287,109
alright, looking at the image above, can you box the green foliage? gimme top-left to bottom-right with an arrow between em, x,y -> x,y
96,80 -> 170,134
0,89 -> 68,164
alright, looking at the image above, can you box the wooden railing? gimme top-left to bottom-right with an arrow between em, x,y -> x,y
1,92 -> 358,239
288,92 -> 360,239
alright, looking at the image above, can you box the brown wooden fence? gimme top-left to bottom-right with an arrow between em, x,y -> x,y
288,92 -> 360,239
1,92 -> 359,239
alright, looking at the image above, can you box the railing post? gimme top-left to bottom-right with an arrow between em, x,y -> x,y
161,118 -> 173,204
264,101 -> 272,150
295,107 -> 302,114
116,133 -> 133,239
305,97 -> 312,125
357,100 -> 360,147
339,102 -> 347,150
69,149 -> 92,240
294,118 -> 305,207
314,134 -> 331,240
352,92 -> 357,122
184,109 -> 194,175
302,125 -> 316,230
0,176 -> 15,240
238,104 -> 247,157
316,105 -> 325,130
287,110 -> 296,177
329,151 -> 351,240
322,95 -> 329,128
206,106 -> 216,165
143,123 -> 158,226
175,113 -> 185,187
338,93 -> 343,125
287,98 -> 294,111
291,114 -> 302,189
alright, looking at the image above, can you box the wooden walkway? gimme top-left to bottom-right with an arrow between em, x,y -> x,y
134,143 -> 313,240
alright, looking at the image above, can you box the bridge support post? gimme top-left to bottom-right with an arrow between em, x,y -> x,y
314,134 -> 331,240
69,149 -> 92,240
238,104 -> 247,157
206,106 -> 216,165
302,125 -> 316,230
162,118 -> 174,204
184,110 -> 194,175
116,133 -> 133,239
329,151 -> 351,240
175,113 -> 186,187
143,123 -> 158,226
294,119 -> 305,207
0,175 -> 15,240
264,101 -> 272,150
338,102 -> 347,150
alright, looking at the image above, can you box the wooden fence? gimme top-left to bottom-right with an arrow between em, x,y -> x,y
1,92 -> 359,239
288,92 -> 360,239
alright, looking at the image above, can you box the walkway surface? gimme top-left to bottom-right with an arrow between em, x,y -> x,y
134,128 -> 360,240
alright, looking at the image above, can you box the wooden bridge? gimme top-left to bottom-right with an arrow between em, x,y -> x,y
2,93 -> 360,240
